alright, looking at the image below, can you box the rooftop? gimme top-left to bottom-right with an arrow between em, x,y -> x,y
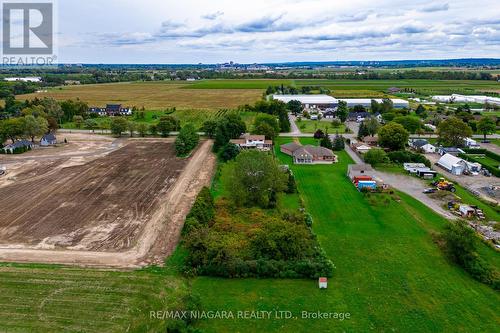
272,94 -> 337,104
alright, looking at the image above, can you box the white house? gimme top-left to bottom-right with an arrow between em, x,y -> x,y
352,142 -> 372,154
230,134 -> 273,151
409,139 -> 436,153
40,133 -> 57,146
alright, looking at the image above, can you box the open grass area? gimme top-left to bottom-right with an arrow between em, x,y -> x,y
0,263 -> 188,332
191,137 -> 500,332
17,81 -> 263,110
1,136 -> 499,332
296,119 -> 348,134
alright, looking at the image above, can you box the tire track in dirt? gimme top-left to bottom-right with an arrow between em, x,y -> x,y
0,140 -> 216,268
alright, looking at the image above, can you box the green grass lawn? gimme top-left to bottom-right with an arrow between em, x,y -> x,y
2,137 -> 499,332
0,263 -> 189,332
191,137 -> 500,332
296,119 -> 347,134
466,154 -> 500,169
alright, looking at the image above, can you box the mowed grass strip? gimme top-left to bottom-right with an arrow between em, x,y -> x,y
0,265 -> 187,332
17,81 -> 263,110
191,137 -> 500,332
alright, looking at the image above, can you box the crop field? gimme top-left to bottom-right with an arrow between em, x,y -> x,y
17,82 -> 263,110
1,137 -> 499,332
185,79 -> 500,95
0,141 -> 187,251
0,264 -> 187,332
189,137 -> 500,332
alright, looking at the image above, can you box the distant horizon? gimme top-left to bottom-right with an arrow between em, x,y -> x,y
9,58 -> 499,67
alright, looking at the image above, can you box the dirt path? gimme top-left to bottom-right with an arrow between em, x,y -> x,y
0,140 -> 216,268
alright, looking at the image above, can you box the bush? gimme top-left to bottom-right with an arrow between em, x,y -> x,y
175,123 -> 199,157
442,220 -> 499,289
219,143 -> 240,162
364,149 -> 388,166
387,150 -> 431,167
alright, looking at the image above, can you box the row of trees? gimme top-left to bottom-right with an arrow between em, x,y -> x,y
0,115 -> 49,144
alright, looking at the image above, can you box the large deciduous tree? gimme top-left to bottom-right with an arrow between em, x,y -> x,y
175,123 -> 199,156
24,115 -> 48,142
110,117 -> 128,137
337,101 -> 349,123
437,117 -> 473,147
223,150 -> 287,208
252,114 -> 280,139
378,122 -> 409,151
477,116 -> 496,141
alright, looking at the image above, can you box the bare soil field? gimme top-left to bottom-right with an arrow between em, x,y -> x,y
0,137 -> 216,267
17,82 -> 262,110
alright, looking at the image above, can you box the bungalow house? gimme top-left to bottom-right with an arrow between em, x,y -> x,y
438,147 -> 465,156
2,140 -> 34,154
105,104 -> 132,116
281,142 -> 337,164
88,107 -> 107,116
362,136 -> 378,146
322,109 -> 336,119
88,104 -> 132,116
230,134 -> 273,151
409,139 -> 436,153
352,142 -> 372,154
40,132 -> 57,146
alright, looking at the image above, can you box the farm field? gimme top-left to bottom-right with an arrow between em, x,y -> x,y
60,110 -> 257,131
1,137 -> 499,332
187,79 -> 500,95
17,81 -> 263,110
0,263 -> 187,332
190,137 -> 500,332
0,141 -> 189,251
296,119 -> 347,134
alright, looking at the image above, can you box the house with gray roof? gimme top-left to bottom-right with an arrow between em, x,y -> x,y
280,142 -> 337,164
2,140 -> 34,154
40,132 -> 57,146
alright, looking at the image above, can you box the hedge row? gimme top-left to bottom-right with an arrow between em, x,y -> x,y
189,255 -> 334,279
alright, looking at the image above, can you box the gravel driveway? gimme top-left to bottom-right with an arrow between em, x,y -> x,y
345,145 -> 456,219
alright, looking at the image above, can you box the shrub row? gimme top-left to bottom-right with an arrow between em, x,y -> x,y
189,256 -> 334,279
387,150 -> 431,167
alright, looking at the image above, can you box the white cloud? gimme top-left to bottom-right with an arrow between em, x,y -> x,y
56,0 -> 500,63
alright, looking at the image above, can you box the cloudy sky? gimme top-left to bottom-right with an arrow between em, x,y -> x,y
56,0 -> 499,63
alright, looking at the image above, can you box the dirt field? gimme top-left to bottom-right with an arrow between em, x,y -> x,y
17,82 -> 262,110
0,136 -> 216,267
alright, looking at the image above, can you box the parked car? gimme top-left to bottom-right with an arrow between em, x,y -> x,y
423,188 -> 437,194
